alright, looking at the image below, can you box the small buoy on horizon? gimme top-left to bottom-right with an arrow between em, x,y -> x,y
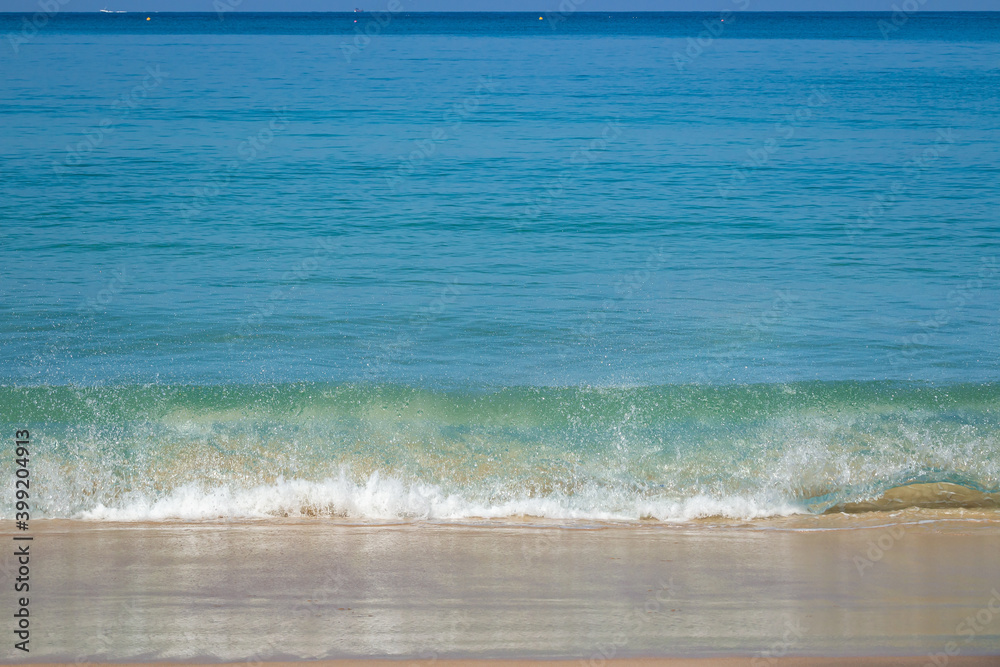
146,16 -> 150,20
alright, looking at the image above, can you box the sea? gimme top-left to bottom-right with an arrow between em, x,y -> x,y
1,11 -> 999,523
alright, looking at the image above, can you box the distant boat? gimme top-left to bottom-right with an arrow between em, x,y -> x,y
99,8 -> 127,12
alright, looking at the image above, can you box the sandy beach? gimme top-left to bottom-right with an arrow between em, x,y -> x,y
7,514 -> 1000,663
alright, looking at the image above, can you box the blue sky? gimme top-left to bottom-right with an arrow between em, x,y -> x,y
2,1 -> 997,10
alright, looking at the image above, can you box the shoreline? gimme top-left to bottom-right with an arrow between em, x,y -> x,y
28,504 -> 1000,530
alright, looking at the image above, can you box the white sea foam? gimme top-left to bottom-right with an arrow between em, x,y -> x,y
76,471 -> 806,522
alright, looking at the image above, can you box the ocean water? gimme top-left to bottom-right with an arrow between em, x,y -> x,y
1,12 -> 999,522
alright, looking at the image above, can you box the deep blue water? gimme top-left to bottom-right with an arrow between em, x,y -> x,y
1,13 -> 998,520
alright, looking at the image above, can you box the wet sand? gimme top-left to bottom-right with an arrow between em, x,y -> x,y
5,515 -> 1000,662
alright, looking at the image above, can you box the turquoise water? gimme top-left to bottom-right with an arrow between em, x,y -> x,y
1,13 -> 999,520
